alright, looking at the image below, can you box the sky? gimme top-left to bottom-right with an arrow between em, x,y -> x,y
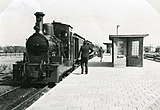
0,0 -> 160,47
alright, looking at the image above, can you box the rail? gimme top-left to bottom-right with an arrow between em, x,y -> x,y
0,86 -> 50,110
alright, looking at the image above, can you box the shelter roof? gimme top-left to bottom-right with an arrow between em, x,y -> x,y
109,34 -> 149,40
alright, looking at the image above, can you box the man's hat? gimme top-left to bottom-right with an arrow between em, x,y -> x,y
83,40 -> 87,44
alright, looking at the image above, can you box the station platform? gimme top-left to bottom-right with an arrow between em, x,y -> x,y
27,54 -> 160,110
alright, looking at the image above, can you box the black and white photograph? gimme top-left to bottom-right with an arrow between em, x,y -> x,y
1,0 -> 160,110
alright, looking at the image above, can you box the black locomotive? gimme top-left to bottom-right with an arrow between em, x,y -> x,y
13,12 -> 93,87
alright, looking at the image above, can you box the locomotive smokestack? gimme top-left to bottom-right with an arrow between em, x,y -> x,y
34,12 -> 45,34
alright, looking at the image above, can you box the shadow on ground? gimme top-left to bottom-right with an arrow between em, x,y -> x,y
72,73 -> 82,75
88,62 -> 112,67
72,61 -> 113,75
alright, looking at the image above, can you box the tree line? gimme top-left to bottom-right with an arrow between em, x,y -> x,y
0,46 -> 25,53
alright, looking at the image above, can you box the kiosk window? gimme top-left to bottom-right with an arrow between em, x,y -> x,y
132,41 -> 139,56
117,41 -> 124,55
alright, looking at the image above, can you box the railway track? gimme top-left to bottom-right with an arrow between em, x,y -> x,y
0,86 -> 50,110
0,56 -> 80,110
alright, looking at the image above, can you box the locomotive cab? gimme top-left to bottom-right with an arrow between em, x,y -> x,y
53,22 -> 73,66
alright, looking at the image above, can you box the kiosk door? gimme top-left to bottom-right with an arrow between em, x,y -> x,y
127,38 -> 143,67
115,39 -> 127,67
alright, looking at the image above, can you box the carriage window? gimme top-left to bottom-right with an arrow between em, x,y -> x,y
117,41 -> 124,55
132,41 -> 139,56
60,30 -> 68,37
65,32 -> 68,37
43,28 -> 47,35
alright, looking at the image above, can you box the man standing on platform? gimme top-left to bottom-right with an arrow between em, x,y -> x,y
98,46 -> 104,62
78,40 -> 93,74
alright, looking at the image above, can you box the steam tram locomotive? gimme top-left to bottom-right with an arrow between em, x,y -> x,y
13,12 -> 93,87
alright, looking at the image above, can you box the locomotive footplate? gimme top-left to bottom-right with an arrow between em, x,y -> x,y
13,62 -> 73,87
27,63 -> 72,84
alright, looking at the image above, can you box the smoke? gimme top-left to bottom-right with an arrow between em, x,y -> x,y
2,0 -> 42,12
0,0 -> 42,46
147,0 -> 160,13
0,0 -> 13,14
21,0 -> 41,11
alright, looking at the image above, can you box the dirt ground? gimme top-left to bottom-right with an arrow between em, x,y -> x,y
0,55 -> 23,73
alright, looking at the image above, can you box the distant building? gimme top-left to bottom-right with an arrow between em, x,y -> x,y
103,43 -> 112,54
144,46 -> 155,53
156,46 -> 160,53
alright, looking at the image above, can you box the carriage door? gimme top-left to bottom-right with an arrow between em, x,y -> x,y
73,37 -> 79,59
74,38 -> 79,59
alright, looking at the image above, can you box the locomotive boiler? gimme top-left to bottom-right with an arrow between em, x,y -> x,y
13,12 -> 94,87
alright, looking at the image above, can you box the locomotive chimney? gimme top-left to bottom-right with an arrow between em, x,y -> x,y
33,12 -> 45,34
